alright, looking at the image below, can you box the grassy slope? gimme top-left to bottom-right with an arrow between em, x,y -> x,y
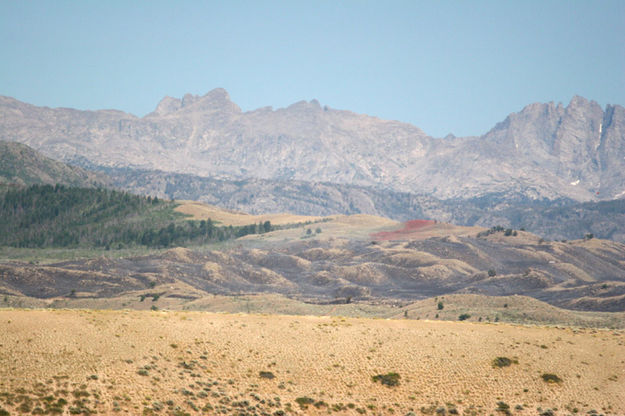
0,309 -> 623,416
1,292 -> 623,329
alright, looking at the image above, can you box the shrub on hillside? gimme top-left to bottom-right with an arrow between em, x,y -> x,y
492,357 -> 518,368
541,373 -> 562,383
372,372 -> 400,387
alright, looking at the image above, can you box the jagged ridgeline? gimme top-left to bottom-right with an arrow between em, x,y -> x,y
0,184 -> 272,248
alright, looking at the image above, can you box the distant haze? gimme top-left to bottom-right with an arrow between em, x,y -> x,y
1,1 -> 624,137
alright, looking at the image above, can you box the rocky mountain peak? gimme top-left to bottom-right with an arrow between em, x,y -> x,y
564,96 -> 604,122
203,87 -> 232,102
151,96 -> 182,116
149,88 -> 241,117
286,99 -> 323,113
568,95 -> 597,110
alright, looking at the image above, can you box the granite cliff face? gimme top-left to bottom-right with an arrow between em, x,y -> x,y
1,90 -> 623,201
477,97 -> 625,200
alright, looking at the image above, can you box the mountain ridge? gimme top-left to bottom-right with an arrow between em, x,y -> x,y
1,90 -> 624,201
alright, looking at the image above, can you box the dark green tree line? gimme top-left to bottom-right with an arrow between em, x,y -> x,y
0,184 -> 273,248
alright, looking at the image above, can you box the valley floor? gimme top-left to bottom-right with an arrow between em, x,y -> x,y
0,309 -> 623,415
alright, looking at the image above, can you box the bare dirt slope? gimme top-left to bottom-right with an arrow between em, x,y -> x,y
0,309 -> 623,416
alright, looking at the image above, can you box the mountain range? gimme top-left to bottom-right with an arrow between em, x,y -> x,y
1,89 -> 624,202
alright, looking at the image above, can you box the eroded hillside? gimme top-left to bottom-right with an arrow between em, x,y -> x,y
1,218 -> 624,312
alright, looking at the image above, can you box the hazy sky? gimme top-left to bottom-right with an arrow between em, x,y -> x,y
1,1 -> 624,137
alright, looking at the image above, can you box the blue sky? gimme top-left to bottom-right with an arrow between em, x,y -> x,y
1,1 -> 623,137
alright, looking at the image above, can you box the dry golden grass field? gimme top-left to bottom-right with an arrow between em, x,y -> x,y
174,201 -> 324,226
1,309 -> 623,416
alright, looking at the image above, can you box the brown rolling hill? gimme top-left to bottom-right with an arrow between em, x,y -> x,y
1,212 -> 624,314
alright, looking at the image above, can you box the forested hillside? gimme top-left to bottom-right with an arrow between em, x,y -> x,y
0,184 -> 272,248
0,140 -> 106,187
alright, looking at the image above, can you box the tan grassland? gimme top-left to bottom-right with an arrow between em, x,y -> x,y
174,200 -> 478,242
174,201 -> 324,226
0,309 -> 623,415
238,214 -> 401,243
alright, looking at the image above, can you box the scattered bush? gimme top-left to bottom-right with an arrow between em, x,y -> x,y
259,371 -> 275,379
314,400 -> 327,409
541,373 -> 562,383
495,401 -> 511,415
372,372 -> 400,387
492,357 -> 517,368
437,301 -> 444,310
477,225 -> 505,237
18,401 -> 33,413
295,397 -> 315,409
458,313 -> 471,321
